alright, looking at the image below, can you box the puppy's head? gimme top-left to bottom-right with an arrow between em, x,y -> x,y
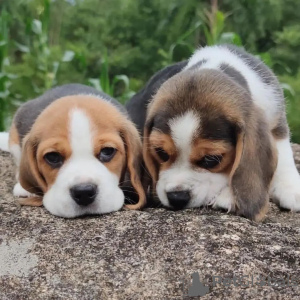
19,95 -> 145,217
144,69 -> 277,221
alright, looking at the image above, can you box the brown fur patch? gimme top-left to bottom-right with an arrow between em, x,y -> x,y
230,107 -> 277,221
19,134 -> 48,195
121,120 -> 146,210
146,70 -> 245,127
147,131 -> 235,178
272,119 -> 289,139
143,126 -> 159,185
92,133 -> 126,178
191,139 -> 235,174
37,138 -> 72,189
9,122 -> 20,147
149,131 -> 177,172
18,197 -> 43,207
271,111 -> 289,140
253,201 -> 269,222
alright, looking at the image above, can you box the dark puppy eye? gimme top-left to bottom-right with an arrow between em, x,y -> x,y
155,147 -> 170,162
99,147 -> 117,163
44,152 -> 64,168
196,155 -> 223,169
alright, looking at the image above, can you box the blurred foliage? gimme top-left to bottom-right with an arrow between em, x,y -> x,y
280,73 -> 300,144
0,0 -> 299,142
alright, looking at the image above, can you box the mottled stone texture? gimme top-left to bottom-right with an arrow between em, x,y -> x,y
0,146 -> 300,300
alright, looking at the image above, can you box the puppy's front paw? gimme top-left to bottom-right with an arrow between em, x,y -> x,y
271,175 -> 300,211
13,182 -> 36,198
208,186 -> 235,213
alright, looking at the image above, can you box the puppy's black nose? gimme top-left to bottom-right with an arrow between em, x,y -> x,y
167,190 -> 191,209
70,184 -> 97,206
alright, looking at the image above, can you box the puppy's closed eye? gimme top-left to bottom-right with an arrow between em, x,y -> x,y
195,155 -> 223,169
44,152 -> 64,168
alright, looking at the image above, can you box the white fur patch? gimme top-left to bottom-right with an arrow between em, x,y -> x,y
169,111 -> 199,167
0,132 -> 9,152
42,109 -> 124,218
208,185 -> 234,212
157,167 -> 231,209
270,138 -> 300,211
184,45 -> 280,126
13,182 -> 35,198
69,109 -> 94,157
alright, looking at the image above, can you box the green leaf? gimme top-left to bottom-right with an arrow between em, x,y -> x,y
88,78 -> 103,92
31,20 -> 42,35
218,32 -> 242,46
256,52 -> 273,68
112,75 -> 130,90
15,42 -> 30,53
281,83 -> 295,97
100,49 -> 111,95
62,50 -> 75,62
203,26 -> 213,46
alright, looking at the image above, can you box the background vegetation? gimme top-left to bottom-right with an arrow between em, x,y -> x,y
0,0 -> 299,142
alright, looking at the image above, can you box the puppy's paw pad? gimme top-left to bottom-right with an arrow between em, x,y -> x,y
13,183 -> 35,198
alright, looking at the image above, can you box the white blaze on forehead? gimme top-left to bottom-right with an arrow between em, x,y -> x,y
69,109 -> 94,157
169,111 -> 199,160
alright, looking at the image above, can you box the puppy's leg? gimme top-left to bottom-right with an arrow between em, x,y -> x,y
13,182 -> 36,198
270,138 -> 300,210
9,143 -> 36,198
9,143 -> 21,181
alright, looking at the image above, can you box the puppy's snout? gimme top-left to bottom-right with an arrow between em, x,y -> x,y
167,190 -> 191,209
70,183 -> 98,206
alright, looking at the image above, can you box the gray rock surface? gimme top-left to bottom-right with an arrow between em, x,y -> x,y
1,146 -> 300,300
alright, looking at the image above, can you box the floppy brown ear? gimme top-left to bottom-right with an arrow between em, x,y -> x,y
18,197 -> 43,207
230,110 -> 277,222
19,134 -> 47,197
142,119 -> 160,191
121,121 -> 146,210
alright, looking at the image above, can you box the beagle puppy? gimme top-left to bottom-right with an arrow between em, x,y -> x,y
126,44 -> 300,221
6,84 -> 145,217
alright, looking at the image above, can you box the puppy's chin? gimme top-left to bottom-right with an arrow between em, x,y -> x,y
42,158 -> 125,218
156,168 -> 230,210
43,188 -> 124,218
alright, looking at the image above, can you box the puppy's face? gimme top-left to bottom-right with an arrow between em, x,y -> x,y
147,111 -> 236,211
19,96 -> 145,217
144,70 -> 277,221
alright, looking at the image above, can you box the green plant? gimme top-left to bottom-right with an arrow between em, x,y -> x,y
23,0 -> 59,93
158,2 -> 242,66
13,0 -> 75,96
88,50 -> 135,103
0,9 -> 16,131
202,2 -> 242,46
158,21 -> 202,66
0,0 -> 299,140
280,73 -> 300,144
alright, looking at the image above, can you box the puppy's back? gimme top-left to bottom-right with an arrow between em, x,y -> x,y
184,45 -> 285,126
